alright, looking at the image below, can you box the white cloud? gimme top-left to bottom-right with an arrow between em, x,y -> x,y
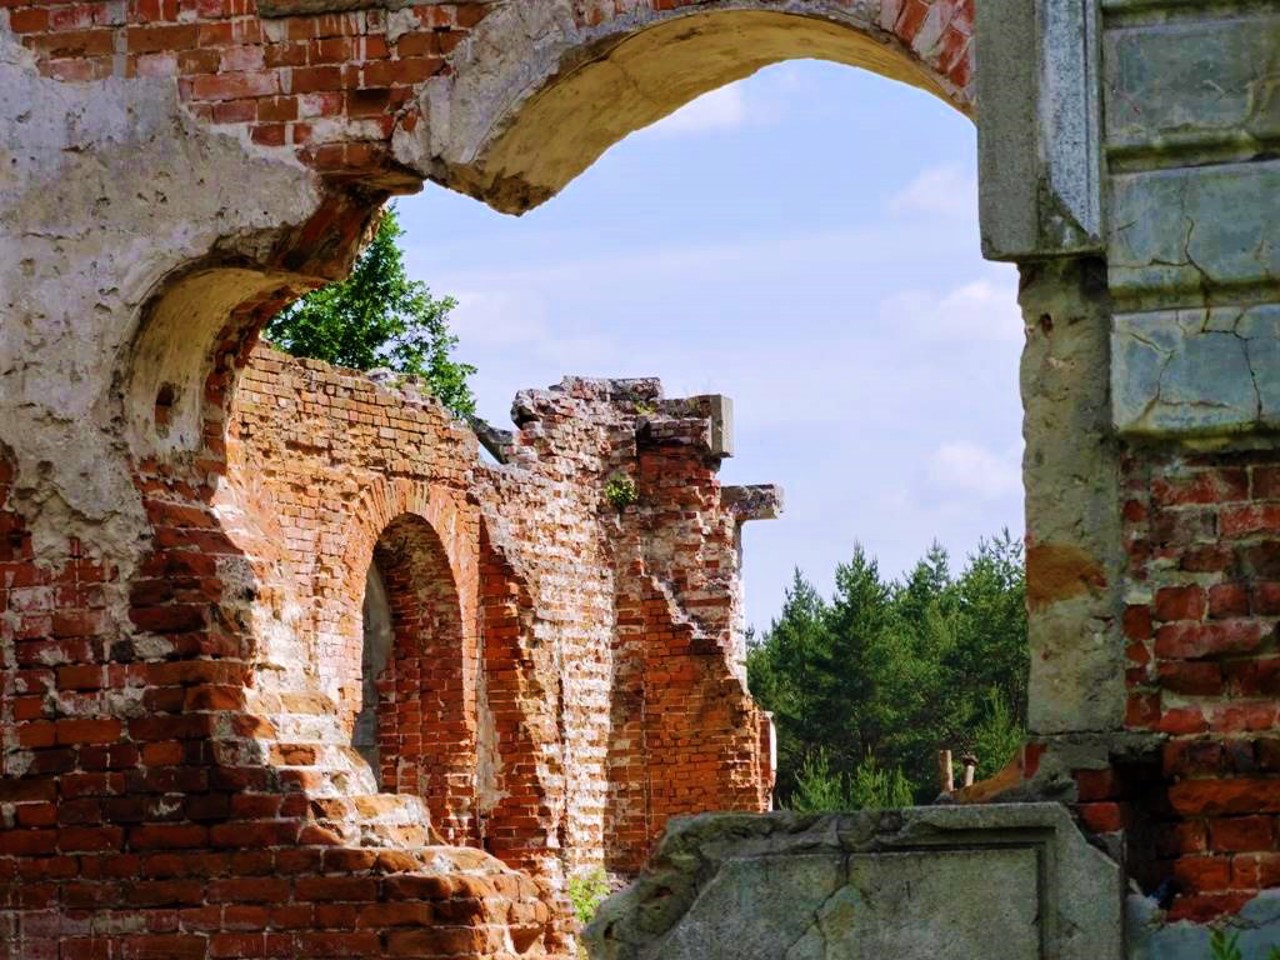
647,84 -> 749,138
929,442 -> 1022,502
889,165 -> 977,219
881,272 -> 1024,345
447,289 -> 549,347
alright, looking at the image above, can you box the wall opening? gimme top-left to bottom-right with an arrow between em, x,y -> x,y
354,562 -> 394,775
405,6 -> 1021,869
364,513 -> 477,842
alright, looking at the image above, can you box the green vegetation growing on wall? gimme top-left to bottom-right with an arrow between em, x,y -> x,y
748,531 -> 1028,808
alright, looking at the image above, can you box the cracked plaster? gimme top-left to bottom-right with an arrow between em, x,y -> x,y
1114,305 -> 1280,435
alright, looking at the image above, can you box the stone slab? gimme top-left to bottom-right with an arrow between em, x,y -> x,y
976,0 -> 1104,259
1109,162 -> 1280,302
1104,13 -> 1280,156
585,804 -> 1123,960
1113,305 -> 1280,435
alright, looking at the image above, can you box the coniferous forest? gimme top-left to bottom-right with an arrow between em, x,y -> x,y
747,531 -> 1028,811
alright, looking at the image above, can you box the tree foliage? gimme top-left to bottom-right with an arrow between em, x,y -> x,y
747,531 -> 1028,809
264,206 -> 477,416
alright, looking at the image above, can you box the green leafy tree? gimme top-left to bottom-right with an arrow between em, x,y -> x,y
264,206 -> 477,415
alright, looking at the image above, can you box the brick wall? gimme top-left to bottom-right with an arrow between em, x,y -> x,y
0,340 -> 776,957
3,0 -> 972,191
991,447 -> 1280,924
1118,449 -> 1280,920
228,348 -> 777,868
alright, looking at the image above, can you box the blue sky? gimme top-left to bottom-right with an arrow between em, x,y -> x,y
397,60 -> 1024,632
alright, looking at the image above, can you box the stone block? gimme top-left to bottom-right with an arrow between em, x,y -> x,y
585,804 -> 1123,960
1104,13 -> 1280,157
1113,306 -> 1280,436
707,395 -> 733,459
976,0 -> 1103,259
1109,162 -> 1280,302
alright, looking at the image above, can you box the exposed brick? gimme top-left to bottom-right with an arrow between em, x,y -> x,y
1208,816 -> 1274,853
1154,620 -> 1263,660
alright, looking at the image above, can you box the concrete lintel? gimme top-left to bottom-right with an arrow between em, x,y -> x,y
977,0 -> 1105,261
722,484 -> 784,522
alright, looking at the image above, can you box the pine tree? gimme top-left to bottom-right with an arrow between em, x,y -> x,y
748,535 -> 1028,809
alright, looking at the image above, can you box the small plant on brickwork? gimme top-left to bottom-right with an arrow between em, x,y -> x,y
568,868 -> 611,926
604,474 -> 638,510
1209,928 -> 1242,960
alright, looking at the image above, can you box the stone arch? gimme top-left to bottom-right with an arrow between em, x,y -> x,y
361,511 -> 479,844
419,1 -> 974,213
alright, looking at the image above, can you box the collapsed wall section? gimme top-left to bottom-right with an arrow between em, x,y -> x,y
471,379 -> 780,876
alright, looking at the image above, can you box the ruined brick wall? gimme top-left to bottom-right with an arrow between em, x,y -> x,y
471,378 -> 779,877
0,6 -> 963,950
0,338 -> 774,958
992,443 -> 1280,925
0,331 -> 565,959
606,400 -> 777,873
226,350 -> 775,877
977,261 -> 1280,927
227,349 -> 483,847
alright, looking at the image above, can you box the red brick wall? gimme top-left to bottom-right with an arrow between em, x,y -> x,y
4,0 -> 973,189
0,340 -> 776,956
0,330 -> 563,958
371,515 -> 475,843
230,355 -> 777,880
606,417 -> 773,873
1005,448 -> 1280,923
1116,449 -> 1280,920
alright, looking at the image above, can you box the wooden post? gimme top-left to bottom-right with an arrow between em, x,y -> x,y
937,749 -> 954,794
961,753 -> 979,788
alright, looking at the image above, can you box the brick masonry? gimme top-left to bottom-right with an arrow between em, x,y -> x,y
2,0 -> 973,194
0,338 -> 777,958
227,348 -> 777,879
7,0 -> 1280,948
1118,451 -> 1280,921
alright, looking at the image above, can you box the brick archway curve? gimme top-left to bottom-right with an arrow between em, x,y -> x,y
418,0 -> 975,214
338,478 -> 481,723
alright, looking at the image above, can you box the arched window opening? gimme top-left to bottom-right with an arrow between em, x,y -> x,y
404,32 -> 1022,869
354,562 -> 393,774
356,513 -> 478,843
